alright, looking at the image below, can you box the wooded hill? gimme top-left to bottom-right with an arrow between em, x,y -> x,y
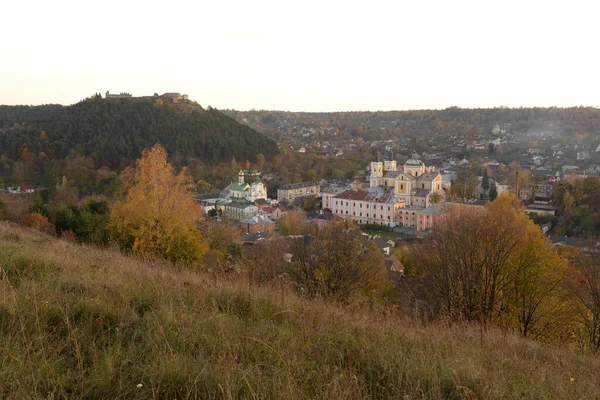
0,96 -> 278,170
225,107 -> 600,142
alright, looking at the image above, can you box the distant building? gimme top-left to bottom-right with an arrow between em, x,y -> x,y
222,198 -> 258,220
162,92 -> 188,103
369,153 -> 443,207
240,215 -> 275,235
105,91 -> 132,99
277,182 -> 320,203
577,150 -> 590,160
223,170 -> 268,203
525,204 -> 557,217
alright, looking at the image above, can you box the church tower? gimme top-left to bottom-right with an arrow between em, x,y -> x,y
370,162 -> 383,187
238,170 -> 245,185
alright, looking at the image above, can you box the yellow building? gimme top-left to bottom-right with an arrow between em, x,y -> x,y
370,153 -> 442,207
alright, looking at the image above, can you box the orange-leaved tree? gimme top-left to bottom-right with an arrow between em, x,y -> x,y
109,144 -> 208,263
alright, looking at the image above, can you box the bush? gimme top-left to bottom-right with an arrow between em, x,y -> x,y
21,213 -> 54,234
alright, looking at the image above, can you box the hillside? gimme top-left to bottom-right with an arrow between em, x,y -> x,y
0,96 -> 278,170
225,107 -> 600,142
1,222 -> 599,399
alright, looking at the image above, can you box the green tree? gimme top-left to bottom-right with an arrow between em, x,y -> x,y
482,168 -> 489,192
489,181 -> 498,201
196,179 -> 212,194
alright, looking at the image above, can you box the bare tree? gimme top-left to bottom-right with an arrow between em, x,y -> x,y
412,202 -> 525,324
574,250 -> 600,352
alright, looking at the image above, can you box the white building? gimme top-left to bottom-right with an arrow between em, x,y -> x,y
223,170 -> 268,202
577,150 -> 590,160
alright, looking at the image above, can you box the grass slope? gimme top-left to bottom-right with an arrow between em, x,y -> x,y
0,222 -> 599,399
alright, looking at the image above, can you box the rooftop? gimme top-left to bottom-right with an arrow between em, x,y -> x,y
279,181 -> 319,190
241,215 -> 275,225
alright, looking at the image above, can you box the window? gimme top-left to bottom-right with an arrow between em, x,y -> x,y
360,203 -> 362,208
360,212 -> 362,216
366,205 -> 369,209
353,212 -> 355,215
380,206 -> 383,210
346,202 -> 348,206
346,211 -> 348,214
367,213 -> 369,217
422,184 -> 425,188
335,201 -> 338,205
388,216 -> 390,220
387,207 -> 390,211
353,202 -> 355,207
400,184 -> 404,190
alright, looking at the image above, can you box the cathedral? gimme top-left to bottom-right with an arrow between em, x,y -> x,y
369,153 -> 443,207
223,170 -> 268,202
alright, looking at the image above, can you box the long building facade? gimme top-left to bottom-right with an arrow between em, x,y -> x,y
330,187 -> 406,227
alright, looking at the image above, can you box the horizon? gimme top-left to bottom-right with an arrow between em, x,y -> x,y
3,95 -> 600,114
1,0 -> 599,112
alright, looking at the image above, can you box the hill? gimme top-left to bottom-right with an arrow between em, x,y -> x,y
1,222 -> 599,399
225,107 -> 600,142
0,96 -> 278,170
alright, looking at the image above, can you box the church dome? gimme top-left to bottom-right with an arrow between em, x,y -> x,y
405,158 -> 423,166
405,152 -> 423,166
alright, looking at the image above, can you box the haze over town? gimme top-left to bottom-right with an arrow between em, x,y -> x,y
2,0 -> 599,111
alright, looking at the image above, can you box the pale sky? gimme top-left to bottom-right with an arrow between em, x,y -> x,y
1,0 -> 598,111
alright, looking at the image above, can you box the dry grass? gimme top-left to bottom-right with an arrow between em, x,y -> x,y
0,222 -> 599,399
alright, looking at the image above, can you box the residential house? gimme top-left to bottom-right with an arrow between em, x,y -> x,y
240,215 -> 275,235
372,237 -> 395,255
525,204 -> 557,217
277,182 -> 320,203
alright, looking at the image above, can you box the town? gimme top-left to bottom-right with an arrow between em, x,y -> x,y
3,0 -> 600,395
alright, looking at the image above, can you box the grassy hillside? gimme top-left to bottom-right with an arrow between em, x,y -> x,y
1,222 -> 599,399
0,96 -> 278,169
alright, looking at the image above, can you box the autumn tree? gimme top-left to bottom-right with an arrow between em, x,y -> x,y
109,144 -> 208,263
276,211 -> 308,236
411,192 -> 568,330
428,191 -> 443,204
21,212 -> 54,234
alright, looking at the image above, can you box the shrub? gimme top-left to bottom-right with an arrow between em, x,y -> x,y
21,213 -> 54,234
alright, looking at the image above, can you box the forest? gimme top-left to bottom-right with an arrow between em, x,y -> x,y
0,95 -> 278,171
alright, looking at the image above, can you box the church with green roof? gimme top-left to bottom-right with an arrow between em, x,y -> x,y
223,170 -> 268,202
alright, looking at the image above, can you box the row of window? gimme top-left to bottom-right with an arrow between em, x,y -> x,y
334,200 -> 391,211
333,209 -> 391,220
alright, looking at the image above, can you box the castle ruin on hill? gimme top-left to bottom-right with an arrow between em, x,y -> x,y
105,91 -> 189,103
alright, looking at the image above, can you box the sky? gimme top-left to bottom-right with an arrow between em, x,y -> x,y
1,0 -> 599,112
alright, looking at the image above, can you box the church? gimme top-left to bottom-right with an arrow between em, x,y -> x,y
369,153 -> 443,207
223,170 -> 268,202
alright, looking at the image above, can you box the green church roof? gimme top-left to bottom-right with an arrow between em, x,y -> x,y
225,182 -> 249,192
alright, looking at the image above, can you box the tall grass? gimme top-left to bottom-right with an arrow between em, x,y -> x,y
0,222 -> 599,399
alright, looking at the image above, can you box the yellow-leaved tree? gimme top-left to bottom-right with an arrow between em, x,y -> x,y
109,144 -> 208,263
